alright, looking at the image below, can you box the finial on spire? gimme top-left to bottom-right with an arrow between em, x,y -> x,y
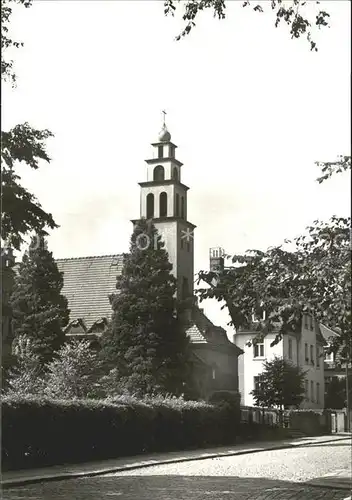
158,110 -> 171,142
162,109 -> 167,127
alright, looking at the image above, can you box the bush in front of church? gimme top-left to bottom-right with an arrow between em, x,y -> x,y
2,394 -> 240,471
100,219 -> 191,397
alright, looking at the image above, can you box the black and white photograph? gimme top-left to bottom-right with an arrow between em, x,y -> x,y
1,0 -> 351,498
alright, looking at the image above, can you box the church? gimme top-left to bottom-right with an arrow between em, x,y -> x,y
56,121 -> 243,400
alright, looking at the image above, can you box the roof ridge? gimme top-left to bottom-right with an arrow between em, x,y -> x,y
56,254 -> 123,261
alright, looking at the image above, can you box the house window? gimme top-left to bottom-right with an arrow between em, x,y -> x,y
325,351 -> 334,362
254,341 -> 264,358
288,338 -> 293,360
186,241 -> 190,252
169,145 -> 175,158
175,193 -> 180,216
172,167 -> 178,181
158,145 -> 163,158
305,343 -> 308,363
252,303 -> 266,323
153,165 -> 165,181
305,380 -> 308,398
254,375 -> 265,392
316,383 -> 320,404
310,381 -> 314,402
325,376 -> 334,392
180,237 -> 184,249
212,367 -> 216,380
316,347 -> 320,368
159,192 -> 167,217
146,193 -> 154,218
310,345 -> 314,365
181,196 -> 185,218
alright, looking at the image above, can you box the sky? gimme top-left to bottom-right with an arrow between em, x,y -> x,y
2,0 -> 351,338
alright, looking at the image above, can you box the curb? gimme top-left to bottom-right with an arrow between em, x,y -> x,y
2,436 -> 350,489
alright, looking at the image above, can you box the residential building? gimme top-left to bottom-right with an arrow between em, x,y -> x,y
234,313 -> 325,409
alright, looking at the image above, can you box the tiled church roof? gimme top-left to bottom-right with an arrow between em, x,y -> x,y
56,254 -> 124,330
55,254 -> 238,351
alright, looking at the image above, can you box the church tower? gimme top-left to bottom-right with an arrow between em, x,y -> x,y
132,117 -> 196,300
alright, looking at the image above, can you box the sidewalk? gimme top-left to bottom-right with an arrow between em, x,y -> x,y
2,433 -> 351,489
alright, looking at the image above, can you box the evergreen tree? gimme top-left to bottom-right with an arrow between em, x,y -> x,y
100,219 -> 190,397
9,235 -> 69,364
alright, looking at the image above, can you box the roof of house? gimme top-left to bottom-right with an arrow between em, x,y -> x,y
56,254 -> 124,330
319,323 -> 341,343
56,254 -> 241,354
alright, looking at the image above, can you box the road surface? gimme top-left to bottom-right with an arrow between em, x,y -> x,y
3,439 -> 351,499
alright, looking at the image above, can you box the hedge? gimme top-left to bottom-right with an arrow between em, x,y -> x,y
2,394 -> 241,471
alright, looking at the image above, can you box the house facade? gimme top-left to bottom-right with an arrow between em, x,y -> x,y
235,314 -> 326,409
56,122 -> 243,400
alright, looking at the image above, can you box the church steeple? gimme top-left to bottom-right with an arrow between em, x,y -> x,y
132,117 -> 196,300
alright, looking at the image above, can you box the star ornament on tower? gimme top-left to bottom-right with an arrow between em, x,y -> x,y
181,228 -> 194,242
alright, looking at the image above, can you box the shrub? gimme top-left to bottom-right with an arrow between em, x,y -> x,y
4,336 -> 45,397
44,340 -> 101,399
2,394 -> 240,471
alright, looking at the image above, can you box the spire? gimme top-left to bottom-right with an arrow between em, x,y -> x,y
158,109 -> 171,142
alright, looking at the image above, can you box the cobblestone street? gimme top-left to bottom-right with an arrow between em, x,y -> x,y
4,439 -> 351,499
3,475 -> 350,500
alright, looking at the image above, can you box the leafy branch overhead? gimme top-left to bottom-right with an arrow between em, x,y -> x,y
1,0 -> 57,250
164,0 -> 330,51
197,216 -> 351,354
1,124 -> 58,250
1,0 -> 33,85
315,155 -> 351,184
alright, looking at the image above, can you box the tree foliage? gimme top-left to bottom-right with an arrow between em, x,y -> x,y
9,236 -> 69,364
164,0 -> 330,51
251,356 -> 306,411
1,0 -> 58,250
315,155 -> 351,184
325,375 -> 352,410
1,124 -> 58,249
45,340 -> 101,399
4,335 -> 45,397
100,219 -> 190,397
1,0 -> 32,85
197,216 -> 351,355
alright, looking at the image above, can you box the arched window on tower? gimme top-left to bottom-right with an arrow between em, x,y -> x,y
146,193 -> 154,219
175,193 -> 180,216
159,192 -> 167,217
172,167 -> 178,181
153,165 -> 165,181
181,196 -> 185,219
